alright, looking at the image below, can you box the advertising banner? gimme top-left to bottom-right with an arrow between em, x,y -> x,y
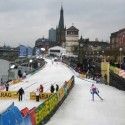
57,87 -> 65,101
0,91 -> 18,99
30,92 -> 52,100
101,62 -> 110,84
36,94 -> 58,125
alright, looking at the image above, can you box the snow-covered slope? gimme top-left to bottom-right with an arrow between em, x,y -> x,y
0,58 -> 125,125
46,77 -> 125,125
0,59 -> 74,112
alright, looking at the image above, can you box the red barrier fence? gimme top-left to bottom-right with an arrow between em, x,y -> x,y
29,107 -> 36,125
21,107 -> 29,117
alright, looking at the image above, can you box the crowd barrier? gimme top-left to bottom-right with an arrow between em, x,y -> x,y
35,75 -> 74,125
30,92 -> 52,100
110,66 -> 125,79
8,79 -> 22,85
21,107 -> 29,117
0,103 -> 23,125
0,76 -> 75,125
0,91 -> 18,99
21,107 -> 36,125
29,107 -> 36,125
110,72 -> 125,91
0,103 -> 35,125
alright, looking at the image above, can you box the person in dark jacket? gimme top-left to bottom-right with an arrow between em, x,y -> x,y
5,83 -> 9,91
18,70 -> 22,78
17,87 -> 24,101
56,84 -> 59,92
50,84 -> 55,93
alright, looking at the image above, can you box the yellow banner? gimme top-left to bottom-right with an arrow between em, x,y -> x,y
30,92 -> 52,100
9,79 -> 22,84
0,91 -> 18,99
101,62 -> 110,84
57,87 -> 65,101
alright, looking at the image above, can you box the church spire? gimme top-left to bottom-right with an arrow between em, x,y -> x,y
56,5 -> 66,46
58,5 -> 64,29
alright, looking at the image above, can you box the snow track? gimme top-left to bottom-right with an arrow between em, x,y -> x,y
1,58 -> 125,125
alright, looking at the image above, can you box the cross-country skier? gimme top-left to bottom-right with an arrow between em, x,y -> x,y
90,84 -> 103,101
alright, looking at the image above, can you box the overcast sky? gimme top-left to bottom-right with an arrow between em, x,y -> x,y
0,0 -> 125,47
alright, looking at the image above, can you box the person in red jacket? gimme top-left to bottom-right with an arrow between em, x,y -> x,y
90,84 -> 103,101
39,84 -> 43,93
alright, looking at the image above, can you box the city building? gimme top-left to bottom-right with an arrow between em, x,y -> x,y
18,45 -> 33,58
65,25 -> 79,54
49,28 -> 56,42
78,36 -> 109,64
35,37 -> 50,52
110,28 -> 125,49
56,6 -> 66,46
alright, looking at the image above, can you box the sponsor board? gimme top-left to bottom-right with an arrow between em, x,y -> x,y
30,92 -> 52,100
36,93 -> 58,125
0,91 -> 18,99
101,62 -> 110,84
57,87 -> 65,101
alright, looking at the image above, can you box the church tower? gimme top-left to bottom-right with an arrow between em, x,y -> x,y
56,5 -> 66,47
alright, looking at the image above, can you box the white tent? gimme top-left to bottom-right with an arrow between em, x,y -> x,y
48,46 -> 66,57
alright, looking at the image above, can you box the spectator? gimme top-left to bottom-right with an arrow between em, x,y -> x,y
39,84 -> 43,93
50,84 -> 55,93
1,78 -> 3,84
17,87 -> 24,101
35,88 -> 40,102
5,83 -> 9,91
22,71 -> 26,79
18,70 -> 22,78
56,84 -> 59,92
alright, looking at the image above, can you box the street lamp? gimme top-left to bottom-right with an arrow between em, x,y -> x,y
41,48 -> 45,58
29,59 -> 33,70
119,47 -> 123,69
29,59 -> 33,63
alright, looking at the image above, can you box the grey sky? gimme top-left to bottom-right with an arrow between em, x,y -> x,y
0,0 -> 125,47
